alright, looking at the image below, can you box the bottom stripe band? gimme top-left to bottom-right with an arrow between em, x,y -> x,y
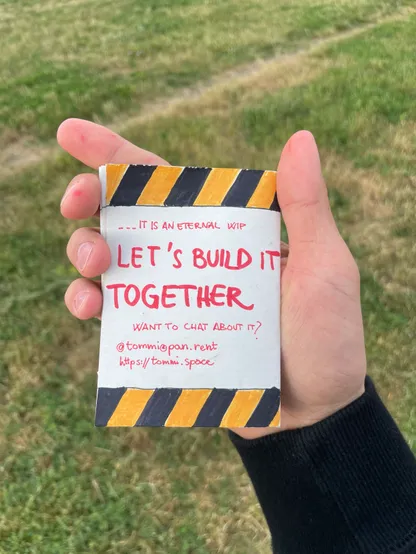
96,387 -> 280,428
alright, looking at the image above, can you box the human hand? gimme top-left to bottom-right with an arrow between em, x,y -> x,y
237,130 -> 366,439
58,118 -> 169,318
58,120 -> 366,438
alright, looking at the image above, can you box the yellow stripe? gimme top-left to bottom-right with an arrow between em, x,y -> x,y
220,390 -> 264,428
164,389 -> 212,427
269,407 -> 281,427
246,170 -> 276,209
193,167 -> 240,206
136,165 -> 183,205
107,389 -> 154,427
106,164 -> 129,204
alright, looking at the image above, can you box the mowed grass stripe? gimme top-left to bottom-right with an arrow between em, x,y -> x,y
2,5 -> 415,178
1,0 -> 414,146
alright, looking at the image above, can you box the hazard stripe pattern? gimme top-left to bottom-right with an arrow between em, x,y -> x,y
104,164 -> 279,211
96,387 -> 280,428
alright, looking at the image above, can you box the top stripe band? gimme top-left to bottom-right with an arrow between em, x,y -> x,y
102,164 -> 280,211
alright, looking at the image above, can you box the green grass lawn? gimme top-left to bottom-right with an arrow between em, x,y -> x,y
1,1 -> 415,552
0,0 -> 413,144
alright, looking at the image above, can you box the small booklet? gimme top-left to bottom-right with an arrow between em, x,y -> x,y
96,164 -> 281,428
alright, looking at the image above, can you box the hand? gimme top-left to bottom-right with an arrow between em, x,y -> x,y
58,120 -> 366,438
238,130 -> 366,439
58,119 -> 168,318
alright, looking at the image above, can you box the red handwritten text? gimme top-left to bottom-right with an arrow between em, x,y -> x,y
106,283 -> 254,311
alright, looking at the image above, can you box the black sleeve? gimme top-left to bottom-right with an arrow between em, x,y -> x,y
230,378 -> 416,554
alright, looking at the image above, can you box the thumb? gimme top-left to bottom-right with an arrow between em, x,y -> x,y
277,131 -> 339,255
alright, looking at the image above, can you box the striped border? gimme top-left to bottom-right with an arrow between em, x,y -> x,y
96,387 -> 280,428
102,164 -> 279,211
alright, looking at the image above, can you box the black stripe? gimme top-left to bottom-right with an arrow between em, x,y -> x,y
269,194 -> 281,212
95,387 -> 127,426
246,388 -> 280,427
221,169 -> 263,208
109,165 -> 157,206
135,388 -> 182,427
193,389 -> 237,427
163,167 -> 210,206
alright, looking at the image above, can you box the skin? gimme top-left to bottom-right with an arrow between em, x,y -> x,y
58,118 -> 366,440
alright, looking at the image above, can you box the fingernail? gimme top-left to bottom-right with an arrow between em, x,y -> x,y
74,291 -> 89,314
60,177 -> 79,206
76,242 -> 94,271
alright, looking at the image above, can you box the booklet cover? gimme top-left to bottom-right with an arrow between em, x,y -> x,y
95,164 -> 281,428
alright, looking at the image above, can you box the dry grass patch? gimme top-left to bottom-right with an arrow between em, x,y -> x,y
323,153 -> 393,219
66,329 -> 100,384
0,46 -> 332,179
321,152 -> 415,292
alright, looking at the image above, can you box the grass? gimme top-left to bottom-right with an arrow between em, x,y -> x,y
0,0 -> 413,145
1,1 -> 416,552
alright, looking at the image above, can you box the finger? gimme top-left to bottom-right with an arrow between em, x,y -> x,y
57,118 -> 169,169
276,131 -> 339,255
65,278 -> 103,320
61,173 -> 101,220
67,228 -> 111,278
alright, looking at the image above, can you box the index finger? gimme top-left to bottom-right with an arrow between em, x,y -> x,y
57,118 -> 169,169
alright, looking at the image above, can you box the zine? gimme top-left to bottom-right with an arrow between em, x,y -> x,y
96,164 -> 281,428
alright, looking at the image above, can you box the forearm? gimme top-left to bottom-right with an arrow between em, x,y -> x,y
231,378 -> 416,554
